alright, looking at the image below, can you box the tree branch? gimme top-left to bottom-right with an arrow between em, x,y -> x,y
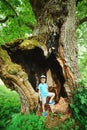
0,15 -> 14,23
76,0 -> 83,6
30,0 -> 48,18
25,23 -> 35,30
79,16 -> 87,25
2,0 -> 18,17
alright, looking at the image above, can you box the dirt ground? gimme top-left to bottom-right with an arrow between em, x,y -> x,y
45,112 -> 72,129
37,97 -> 72,129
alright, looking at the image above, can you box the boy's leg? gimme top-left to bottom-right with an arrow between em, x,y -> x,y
42,97 -> 46,112
48,92 -> 55,103
42,103 -> 45,112
42,97 -> 47,117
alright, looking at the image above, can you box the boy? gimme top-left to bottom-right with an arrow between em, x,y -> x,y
38,75 -> 55,117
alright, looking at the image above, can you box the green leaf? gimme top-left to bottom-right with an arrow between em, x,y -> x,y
0,0 -> 37,44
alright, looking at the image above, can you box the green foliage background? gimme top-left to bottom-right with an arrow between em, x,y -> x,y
0,0 -> 36,44
0,85 -> 20,130
76,0 -> 87,82
70,85 -> 87,130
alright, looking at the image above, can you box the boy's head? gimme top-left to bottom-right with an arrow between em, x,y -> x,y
40,75 -> 46,83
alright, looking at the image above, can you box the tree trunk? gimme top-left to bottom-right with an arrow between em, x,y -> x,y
31,0 -> 80,99
0,0 -> 80,113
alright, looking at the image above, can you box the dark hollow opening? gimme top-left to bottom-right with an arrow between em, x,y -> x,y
6,47 -> 67,98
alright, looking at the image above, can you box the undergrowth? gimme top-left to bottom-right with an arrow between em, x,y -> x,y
70,80 -> 87,130
0,85 -> 20,130
7,113 -> 48,130
0,83 -> 87,130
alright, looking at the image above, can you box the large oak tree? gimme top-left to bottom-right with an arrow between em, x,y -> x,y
0,0 -> 86,114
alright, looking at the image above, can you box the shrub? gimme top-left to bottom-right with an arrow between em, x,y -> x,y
52,116 -> 79,130
7,113 -> 48,130
60,117 -> 79,130
70,84 -> 87,130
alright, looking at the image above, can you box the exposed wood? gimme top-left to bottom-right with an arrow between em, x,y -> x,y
50,97 -> 69,114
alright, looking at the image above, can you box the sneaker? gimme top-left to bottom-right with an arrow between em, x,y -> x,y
42,111 -> 47,117
49,101 -> 55,105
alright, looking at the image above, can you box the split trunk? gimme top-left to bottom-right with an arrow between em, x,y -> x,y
0,0 -> 80,113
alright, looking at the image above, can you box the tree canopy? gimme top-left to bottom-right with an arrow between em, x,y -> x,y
0,0 -> 87,45
0,0 -> 36,44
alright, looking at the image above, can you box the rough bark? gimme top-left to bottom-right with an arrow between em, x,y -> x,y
31,0 -> 80,99
0,0 -> 80,114
0,46 -> 38,113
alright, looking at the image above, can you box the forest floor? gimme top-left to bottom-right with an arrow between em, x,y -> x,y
37,97 -> 72,129
45,112 -> 71,129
